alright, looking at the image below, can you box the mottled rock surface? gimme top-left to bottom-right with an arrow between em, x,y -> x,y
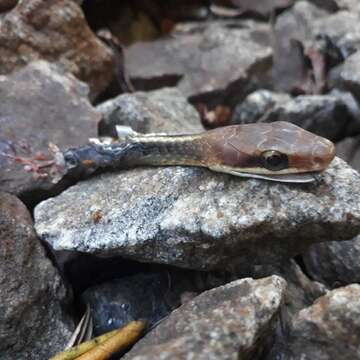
0,61 -> 100,202
126,20 -> 272,101
125,276 -> 286,360
0,0 -> 114,98
302,235 -> 360,287
0,192 -> 74,360
34,156 -> 360,271
282,284 -> 360,359
97,88 -> 204,137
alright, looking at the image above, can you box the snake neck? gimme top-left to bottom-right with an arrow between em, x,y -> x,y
122,134 -> 206,167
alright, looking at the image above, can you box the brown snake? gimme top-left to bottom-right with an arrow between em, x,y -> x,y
62,121 -> 335,183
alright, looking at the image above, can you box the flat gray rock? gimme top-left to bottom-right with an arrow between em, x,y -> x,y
125,20 -> 272,99
34,156 -> 360,271
97,88 -> 204,137
124,276 -> 286,360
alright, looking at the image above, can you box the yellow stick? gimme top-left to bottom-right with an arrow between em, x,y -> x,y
75,320 -> 146,360
50,329 -> 118,360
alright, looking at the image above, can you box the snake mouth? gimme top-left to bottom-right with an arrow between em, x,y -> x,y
228,171 -> 319,183
209,166 -> 319,183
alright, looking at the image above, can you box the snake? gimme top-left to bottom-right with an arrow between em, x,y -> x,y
61,121 -> 335,183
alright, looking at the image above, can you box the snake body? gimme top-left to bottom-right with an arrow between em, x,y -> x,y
62,121 -> 335,183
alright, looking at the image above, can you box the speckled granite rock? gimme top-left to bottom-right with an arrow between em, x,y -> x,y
97,88 -> 204,137
34,156 -> 360,271
280,284 -> 360,359
0,192 -> 74,360
124,276 -> 286,360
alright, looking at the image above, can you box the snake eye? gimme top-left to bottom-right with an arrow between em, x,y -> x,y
261,150 -> 288,171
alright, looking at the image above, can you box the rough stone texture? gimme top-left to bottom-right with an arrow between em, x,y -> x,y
302,235 -> 360,287
0,192 -> 74,360
337,134 -> 360,171
332,51 -> 360,102
34,156 -> 360,271
282,284 -> 360,359
231,90 -> 355,141
125,276 -> 286,360
81,268 -> 234,335
97,88 -> 204,138
0,0 -> 114,98
0,61 -> 100,202
125,20 -> 272,101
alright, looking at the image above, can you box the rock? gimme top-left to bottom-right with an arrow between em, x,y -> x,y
97,88 -> 204,137
231,90 -> 290,125
336,134 -> 360,171
0,61 -> 100,205
335,0 -> 360,13
312,11 -> 360,55
261,94 -> 353,141
0,0 -> 114,98
272,1 -> 329,93
302,235 -> 360,287
281,284 -> 360,359
230,0 -> 294,17
125,20 -> 272,104
124,276 -> 287,360
0,192 -> 74,360
232,90 -> 355,141
331,51 -> 360,102
0,0 -> 16,12
34,155 -> 360,272
81,267 -> 234,335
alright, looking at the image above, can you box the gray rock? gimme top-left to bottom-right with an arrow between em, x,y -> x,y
302,235 -> 360,287
336,134 -> 360,171
231,90 -> 290,125
81,268 -> 234,335
272,1 -> 329,93
312,11 -> 360,54
97,88 -> 204,137
125,20 -> 272,101
124,276 -> 287,360
232,90 -> 354,141
0,192 -> 74,360
261,94 -> 353,141
282,284 -> 360,359
0,61 -> 100,204
34,156 -> 360,271
331,51 -> 360,102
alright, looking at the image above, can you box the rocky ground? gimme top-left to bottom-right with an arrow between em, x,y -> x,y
2,0 -> 360,359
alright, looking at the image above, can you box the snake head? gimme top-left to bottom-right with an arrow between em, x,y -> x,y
206,121 -> 335,183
